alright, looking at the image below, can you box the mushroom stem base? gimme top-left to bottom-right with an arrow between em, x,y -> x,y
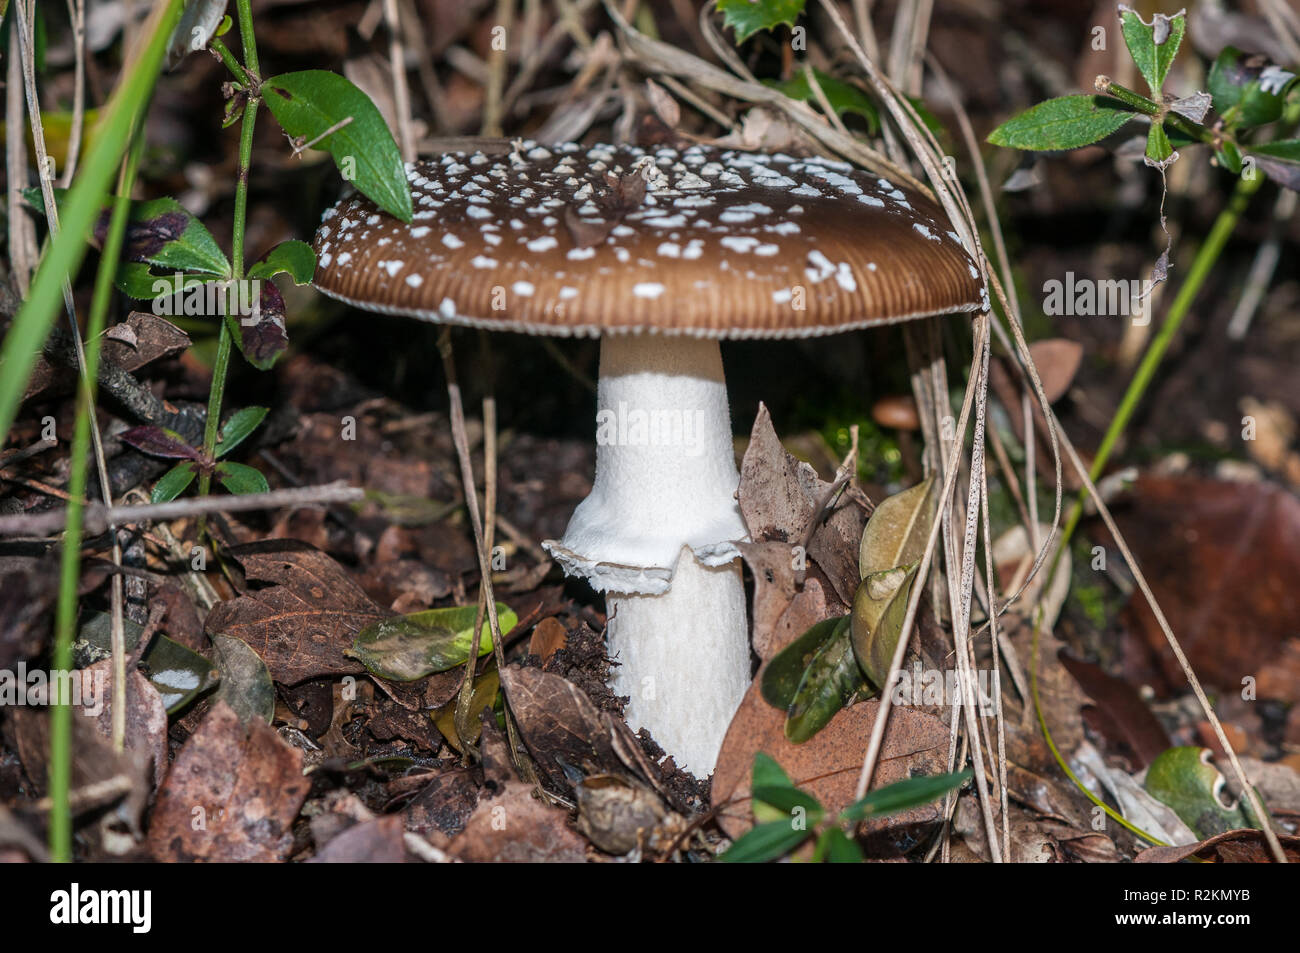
607,547 -> 750,777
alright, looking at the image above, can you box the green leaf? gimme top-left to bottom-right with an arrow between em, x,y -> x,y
761,615 -> 844,710
1216,140 -> 1244,175
1238,81 -> 1292,129
718,820 -> 812,863
227,279 -> 289,372
717,0 -> 806,44
1250,140 -> 1300,191
751,784 -> 824,824
1145,747 -> 1252,838
814,827 -> 865,863
750,752 -> 797,824
434,667 -> 500,752
115,195 -> 230,277
151,461 -> 198,503
348,603 -> 517,681
260,70 -> 412,221
23,188 -> 230,280
860,474 -> 935,578
216,406 -> 268,457
119,424 -> 203,461
840,770 -> 971,823
764,69 -> 878,131
1251,139 -> 1300,162
248,239 -> 316,284
906,95 -> 946,139
113,262 -> 210,300
987,95 -> 1134,151
1119,8 -> 1185,96
166,0 -> 229,69
214,461 -> 269,496
785,616 -> 870,743
76,611 -> 220,715
1208,46 -> 1249,116
1208,47 -> 1297,129
1145,122 -> 1173,163
211,633 -> 276,725
847,561 -> 920,686
850,562 -> 921,687
752,751 -> 795,791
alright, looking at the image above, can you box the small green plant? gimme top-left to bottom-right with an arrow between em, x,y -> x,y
720,753 -> 970,862
988,6 -> 1298,549
119,406 -> 269,503
988,7 -> 1299,182
1,0 -> 411,861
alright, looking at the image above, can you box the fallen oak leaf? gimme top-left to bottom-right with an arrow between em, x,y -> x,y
147,701 -> 310,862
447,779 -> 589,863
713,690 -> 950,840
309,814 -> 407,863
204,541 -> 390,684
499,665 -> 621,793
1135,828 -> 1300,863
24,312 -> 191,401
738,404 -> 868,610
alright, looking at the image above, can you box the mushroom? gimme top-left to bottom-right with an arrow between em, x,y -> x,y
311,141 -> 985,775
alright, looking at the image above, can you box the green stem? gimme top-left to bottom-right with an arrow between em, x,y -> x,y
1057,171 -> 1264,552
1097,77 -> 1223,149
198,1 -> 260,508
49,121 -> 149,863
1096,77 -> 1161,116
209,36 -> 256,87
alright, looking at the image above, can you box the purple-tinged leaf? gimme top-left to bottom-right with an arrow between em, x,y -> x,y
119,426 -> 204,461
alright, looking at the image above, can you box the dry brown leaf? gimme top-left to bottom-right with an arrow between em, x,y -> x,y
528,616 -> 569,662
82,659 -> 169,790
310,814 -> 407,863
736,405 -> 868,659
24,312 -> 191,400
499,665 -> 619,792
1135,828 -> 1300,863
203,541 -> 389,684
1027,338 -> 1084,404
1110,476 -> 1300,702
403,768 -> 480,838
447,781 -> 588,863
1058,651 -> 1170,769
147,701 -> 310,862
712,690 -> 950,839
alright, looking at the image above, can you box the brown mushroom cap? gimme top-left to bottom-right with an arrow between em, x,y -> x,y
872,394 -> 921,430
312,142 -> 986,338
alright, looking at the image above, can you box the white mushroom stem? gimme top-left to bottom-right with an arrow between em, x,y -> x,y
608,548 -> 750,776
543,333 -> 751,775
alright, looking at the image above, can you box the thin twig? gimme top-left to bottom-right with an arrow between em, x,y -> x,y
436,330 -> 533,781
0,483 -> 365,539
481,0 -> 515,136
383,0 -> 416,161
59,0 -> 87,188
